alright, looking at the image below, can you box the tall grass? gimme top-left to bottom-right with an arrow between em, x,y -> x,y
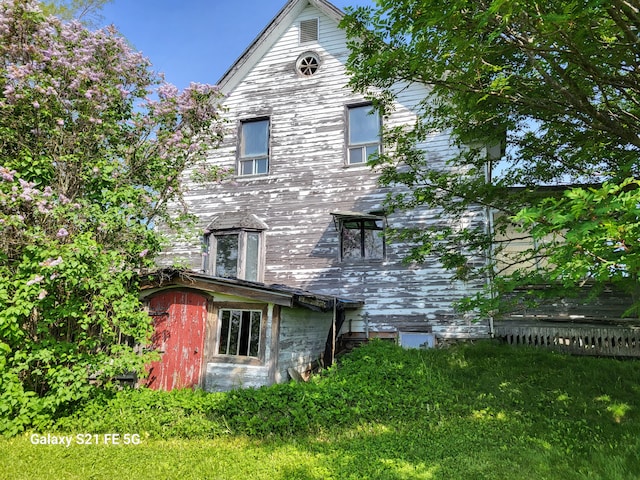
2,340 -> 639,479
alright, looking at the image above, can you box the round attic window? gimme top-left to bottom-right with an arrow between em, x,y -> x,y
296,51 -> 321,77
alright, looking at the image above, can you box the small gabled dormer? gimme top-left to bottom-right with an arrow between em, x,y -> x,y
203,212 -> 268,282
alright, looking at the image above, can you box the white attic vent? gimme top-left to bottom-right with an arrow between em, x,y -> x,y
299,18 -> 319,44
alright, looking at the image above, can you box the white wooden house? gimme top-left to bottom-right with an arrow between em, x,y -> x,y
153,0 -> 493,390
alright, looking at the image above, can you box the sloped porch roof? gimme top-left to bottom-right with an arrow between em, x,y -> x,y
140,268 -> 363,312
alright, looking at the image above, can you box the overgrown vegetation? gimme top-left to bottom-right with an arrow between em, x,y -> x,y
342,1 -> 640,317
0,0 -> 224,435
2,341 -> 638,479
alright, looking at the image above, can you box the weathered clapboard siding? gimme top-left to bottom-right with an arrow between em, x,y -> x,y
162,1 -> 490,341
205,363 -> 271,391
277,308 -> 334,381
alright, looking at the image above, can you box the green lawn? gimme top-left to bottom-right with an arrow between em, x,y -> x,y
1,341 -> 639,479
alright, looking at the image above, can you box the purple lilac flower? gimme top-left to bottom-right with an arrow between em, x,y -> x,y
27,275 -> 44,286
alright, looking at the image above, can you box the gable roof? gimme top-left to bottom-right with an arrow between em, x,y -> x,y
217,0 -> 345,95
204,212 -> 269,232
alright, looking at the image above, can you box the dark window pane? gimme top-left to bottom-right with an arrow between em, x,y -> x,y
240,160 -> 254,175
363,219 -> 384,230
342,224 -> 362,259
229,310 -> 241,355
366,144 -> 379,160
238,311 -> 251,356
343,219 -> 360,229
249,312 -> 261,357
364,229 -> 384,259
218,310 -> 231,354
215,234 -> 238,278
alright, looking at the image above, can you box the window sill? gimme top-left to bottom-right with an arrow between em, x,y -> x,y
340,258 -> 386,266
234,173 -> 271,181
208,355 -> 264,367
342,162 -> 371,169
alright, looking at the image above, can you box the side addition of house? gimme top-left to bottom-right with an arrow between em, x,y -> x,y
149,0 -> 492,391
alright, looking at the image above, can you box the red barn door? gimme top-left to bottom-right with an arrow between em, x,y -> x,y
146,290 -> 208,391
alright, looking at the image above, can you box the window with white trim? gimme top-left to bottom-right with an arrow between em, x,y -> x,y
347,104 -> 381,165
218,309 -> 262,358
239,118 -> 269,176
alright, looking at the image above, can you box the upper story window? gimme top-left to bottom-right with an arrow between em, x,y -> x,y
347,104 -> 381,165
332,212 -> 385,261
239,118 -> 269,176
204,213 -> 267,282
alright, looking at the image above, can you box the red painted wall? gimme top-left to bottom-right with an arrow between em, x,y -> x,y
146,290 -> 208,391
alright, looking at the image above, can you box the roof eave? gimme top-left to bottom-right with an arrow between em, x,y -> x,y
140,269 -> 364,312
216,0 -> 345,95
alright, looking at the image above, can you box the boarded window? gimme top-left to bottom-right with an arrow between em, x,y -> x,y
218,309 -> 262,357
239,118 -> 269,176
299,18 -> 318,44
347,105 -> 380,164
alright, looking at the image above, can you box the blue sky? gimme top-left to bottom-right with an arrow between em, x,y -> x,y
100,0 -> 374,91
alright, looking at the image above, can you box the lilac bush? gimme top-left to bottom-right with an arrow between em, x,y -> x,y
0,0 -> 226,434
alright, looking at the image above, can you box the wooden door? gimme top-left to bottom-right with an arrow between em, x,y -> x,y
146,290 -> 208,391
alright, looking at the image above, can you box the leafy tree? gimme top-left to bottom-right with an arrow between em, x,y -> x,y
40,0 -> 113,27
0,0 -> 225,434
341,0 -> 640,317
